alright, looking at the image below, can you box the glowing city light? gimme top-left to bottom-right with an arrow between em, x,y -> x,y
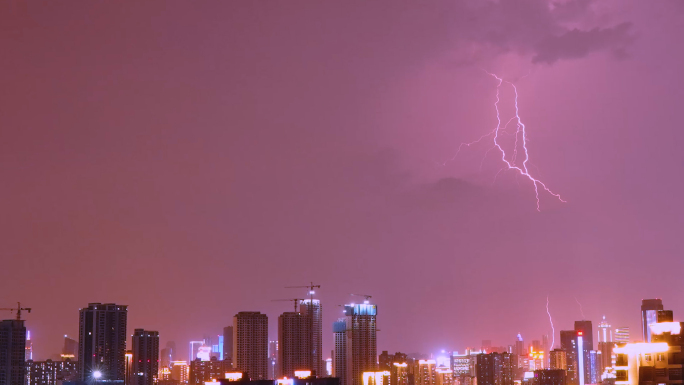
93,371 -> 102,379
295,370 -> 312,379
649,322 -> 681,335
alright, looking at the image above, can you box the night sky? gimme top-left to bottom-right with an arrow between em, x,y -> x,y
2,0 -> 684,361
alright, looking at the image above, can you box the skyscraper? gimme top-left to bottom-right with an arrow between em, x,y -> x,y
344,303 -> 377,385
78,303 -> 128,382
333,320 -> 347,385
415,360 -> 436,385
233,312 -> 268,380
0,319 -> 27,385
25,331 -> 32,361
268,341 -> 277,379
559,330 -> 578,385
597,317 -> 612,344
515,334 -> 524,357
223,327 -> 233,363
641,299 -> 664,343
278,311 -> 311,378
597,317 -> 612,377
475,353 -> 515,385
573,321 -> 592,385
300,299 -> 323,377
132,329 -> 159,385
549,350 -> 567,370
61,336 -> 78,360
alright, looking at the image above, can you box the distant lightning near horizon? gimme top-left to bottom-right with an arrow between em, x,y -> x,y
546,296 -> 555,350
449,71 -> 566,211
575,297 -> 586,319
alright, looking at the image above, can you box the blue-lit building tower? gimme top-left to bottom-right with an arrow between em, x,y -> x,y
334,302 -> 377,385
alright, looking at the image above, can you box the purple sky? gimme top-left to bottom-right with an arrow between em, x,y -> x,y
2,0 -> 684,360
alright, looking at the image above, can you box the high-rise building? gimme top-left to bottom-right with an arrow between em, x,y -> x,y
161,348 -> 173,370
613,321 -> 683,385
533,369 -> 566,385
189,357 -> 231,385
598,317 -> 612,344
25,331 -> 32,361
300,300 -> 323,377
340,303 -> 377,385
475,353 -> 515,385
378,352 -> 408,385
26,359 -> 78,385
560,331 -> 578,385
573,321 -> 593,385
132,329 -> 160,385
61,336 -> 78,360
597,316 -> 613,377
588,351 -> 600,385
0,319 -> 27,385
641,299 -> 664,343
223,328 -> 233,363
415,360 -> 436,385
614,328 -> 629,344
278,311 -> 312,378
78,303 -> 128,382
170,361 -> 189,384
333,320 -> 347,385
515,335 -> 524,357
436,363 -> 453,385
549,350 -> 567,371
269,341 -> 277,379
189,341 -> 204,363
233,312 -> 268,380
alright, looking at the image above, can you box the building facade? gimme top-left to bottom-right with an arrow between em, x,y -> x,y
333,320 -> 347,385
78,303 -> 128,382
0,319 -> 27,385
475,353 -> 515,385
189,358 -> 230,385
300,300 -> 323,378
278,312 -> 312,378
132,329 -> 160,385
26,359 -> 78,385
344,303 -> 377,385
641,299 -> 664,343
233,312 -> 268,380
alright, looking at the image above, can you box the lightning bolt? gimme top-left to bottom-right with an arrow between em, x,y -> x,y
450,71 -> 566,211
546,295 -> 555,351
575,297 -> 586,319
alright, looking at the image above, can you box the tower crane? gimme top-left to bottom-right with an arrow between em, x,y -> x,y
0,302 -> 31,321
271,298 -> 304,313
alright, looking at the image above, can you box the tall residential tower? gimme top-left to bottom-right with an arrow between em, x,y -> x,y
132,329 -> 159,385
233,312 -> 268,380
78,303 -> 128,382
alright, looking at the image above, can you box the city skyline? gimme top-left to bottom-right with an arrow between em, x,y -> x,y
3,0 -> 684,375
4,295 -> 660,364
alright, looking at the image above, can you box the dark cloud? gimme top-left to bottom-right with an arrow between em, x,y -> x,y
532,22 -> 634,64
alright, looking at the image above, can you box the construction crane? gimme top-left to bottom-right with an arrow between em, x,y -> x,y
0,302 -> 31,321
285,282 -> 320,298
350,294 -> 372,303
272,298 -> 304,313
